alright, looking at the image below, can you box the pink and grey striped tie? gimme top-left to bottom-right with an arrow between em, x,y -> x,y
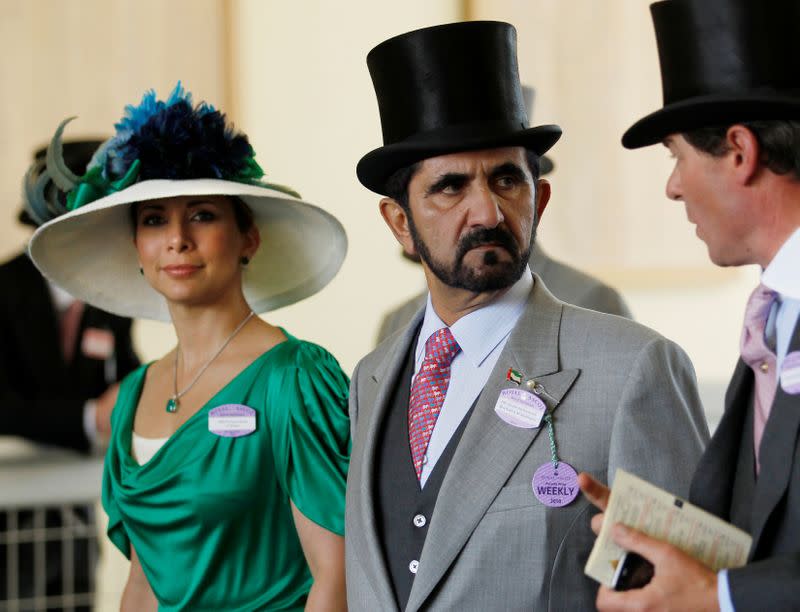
740,283 -> 778,473
408,328 -> 461,481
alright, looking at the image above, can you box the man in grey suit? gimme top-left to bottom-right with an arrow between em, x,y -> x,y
376,93 -> 632,344
346,21 -> 708,611
580,1 -> 800,610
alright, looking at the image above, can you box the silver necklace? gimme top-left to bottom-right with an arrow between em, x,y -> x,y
166,310 -> 256,413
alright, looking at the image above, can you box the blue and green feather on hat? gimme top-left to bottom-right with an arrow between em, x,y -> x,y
24,82 -> 298,225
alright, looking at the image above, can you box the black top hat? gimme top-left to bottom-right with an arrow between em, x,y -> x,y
521,86 -> 554,175
357,21 -> 561,195
623,0 -> 800,149
18,139 -> 104,227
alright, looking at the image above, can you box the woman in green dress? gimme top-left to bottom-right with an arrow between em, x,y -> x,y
26,84 -> 350,611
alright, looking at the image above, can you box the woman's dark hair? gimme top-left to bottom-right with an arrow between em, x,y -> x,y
230,196 -> 255,233
684,120 -> 800,180
384,149 -> 542,211
129,195 -> 255,234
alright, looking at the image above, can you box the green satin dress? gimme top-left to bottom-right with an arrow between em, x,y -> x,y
102,331 -> 350,611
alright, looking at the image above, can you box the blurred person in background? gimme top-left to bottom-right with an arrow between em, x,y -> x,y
580,0 -> 800,610
27,84 -> 350,611
1,140 -> 138,452
0,140 -> 140,611
375,87 -> 631,344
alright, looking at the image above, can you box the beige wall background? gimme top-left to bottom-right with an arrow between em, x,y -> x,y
0,0 -> 759,608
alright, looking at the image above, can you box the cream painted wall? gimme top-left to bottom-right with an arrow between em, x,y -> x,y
0,0 -> 229,259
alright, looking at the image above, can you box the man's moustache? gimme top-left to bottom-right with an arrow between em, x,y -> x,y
456,228 -> 518,259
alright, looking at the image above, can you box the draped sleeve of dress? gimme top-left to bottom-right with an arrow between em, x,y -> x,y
102,331 -> 350,611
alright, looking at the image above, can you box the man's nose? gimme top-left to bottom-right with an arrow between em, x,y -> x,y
467,184 -> 504,228
665,167 -> 682,201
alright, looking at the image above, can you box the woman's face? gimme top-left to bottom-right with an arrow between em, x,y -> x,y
133,195 -> 259,307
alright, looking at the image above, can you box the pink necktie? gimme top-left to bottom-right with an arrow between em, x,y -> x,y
740,283 -> 778,473
408,328 -> 461,481
61,300 -> 85,363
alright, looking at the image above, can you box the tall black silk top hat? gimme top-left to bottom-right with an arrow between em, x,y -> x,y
356,21 -> 562,195
623,0 -> 800,149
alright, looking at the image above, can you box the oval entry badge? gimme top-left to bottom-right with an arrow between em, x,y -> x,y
494,388 -> 546,428
208,404 -> 256,438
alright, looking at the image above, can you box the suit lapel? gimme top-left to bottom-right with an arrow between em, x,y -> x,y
406,278 -> 580,612
351,314 -> 422,610
749,319 -> 800,553
689,359 -> 752,519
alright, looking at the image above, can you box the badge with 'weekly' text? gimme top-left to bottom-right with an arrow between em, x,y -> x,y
494,388 -> 546,428
532,462 -> 579,507
208,404 -> 256,438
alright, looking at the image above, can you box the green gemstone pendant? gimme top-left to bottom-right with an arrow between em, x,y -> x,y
165,397 -> 178,413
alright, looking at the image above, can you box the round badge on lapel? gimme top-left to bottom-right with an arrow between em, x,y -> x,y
532,462 -> 579,508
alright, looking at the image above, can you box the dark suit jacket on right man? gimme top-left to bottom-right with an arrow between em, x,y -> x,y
690,321 -> 800,611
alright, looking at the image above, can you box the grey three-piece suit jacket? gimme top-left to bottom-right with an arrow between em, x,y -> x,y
346,275 -> 709,611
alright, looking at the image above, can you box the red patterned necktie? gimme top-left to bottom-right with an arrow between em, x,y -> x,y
408,327 -> 461,481
740,283 -> 778,473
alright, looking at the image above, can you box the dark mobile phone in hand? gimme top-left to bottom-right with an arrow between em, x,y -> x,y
612,552 -> 655,591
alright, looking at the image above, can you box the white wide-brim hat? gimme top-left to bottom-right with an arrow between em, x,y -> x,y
29,178 -> 347,321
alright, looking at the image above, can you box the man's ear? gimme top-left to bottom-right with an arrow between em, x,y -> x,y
726,125 -> 761,185
535,178 -> 551,222
379,198 -> 417,257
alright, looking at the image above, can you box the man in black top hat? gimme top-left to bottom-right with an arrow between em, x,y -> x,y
345,21 -> 708,611
579,1 -> 800,610
0,140 -> 139,610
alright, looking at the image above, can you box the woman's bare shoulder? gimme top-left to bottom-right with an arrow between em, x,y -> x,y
238,317 -> 287,360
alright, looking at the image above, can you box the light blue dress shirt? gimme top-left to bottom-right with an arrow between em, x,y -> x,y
718,226 -> 800,612
412,270 -> 532,487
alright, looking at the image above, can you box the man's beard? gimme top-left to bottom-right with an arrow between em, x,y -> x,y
408,217 -> 531,292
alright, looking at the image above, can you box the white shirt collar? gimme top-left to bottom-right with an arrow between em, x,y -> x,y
762,226 -> 800,300
416,269 -> 533,368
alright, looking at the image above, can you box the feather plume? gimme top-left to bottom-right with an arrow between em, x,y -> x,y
22,163 -> 52,226
114,82 -> 195,136
46,117 -> 80,190
111,99 -> 260,182
40,82 -> 281,211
